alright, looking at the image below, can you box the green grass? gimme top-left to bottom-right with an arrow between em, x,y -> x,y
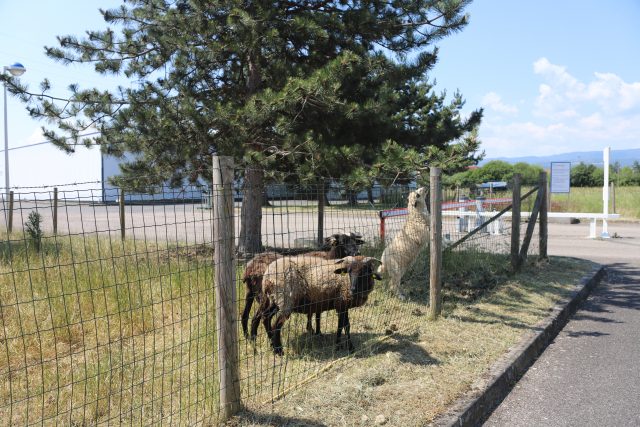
0,229 -> 566,426
232,256 -> 595,426
549,186 -> 640,219
0,233 -> 218,425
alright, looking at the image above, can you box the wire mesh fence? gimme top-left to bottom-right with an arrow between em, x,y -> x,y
0,167 -> 545,425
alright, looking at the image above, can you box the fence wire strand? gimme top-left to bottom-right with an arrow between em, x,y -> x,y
0,173 -> 543,425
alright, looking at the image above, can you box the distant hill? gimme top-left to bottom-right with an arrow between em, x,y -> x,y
481,148 -> 640,167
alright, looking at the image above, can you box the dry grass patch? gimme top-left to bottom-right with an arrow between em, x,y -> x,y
228,256 -> 593,426
0,233 -> 219,426
0,226 -> 593,427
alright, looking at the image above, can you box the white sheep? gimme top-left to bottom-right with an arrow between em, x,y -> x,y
260,255 -> 381,355
377,187 -> 430,299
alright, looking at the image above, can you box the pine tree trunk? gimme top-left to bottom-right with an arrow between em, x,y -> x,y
346,190 -> 358,206
238,53 -> 265,256
238,166 -> 264,256
323,191 -> 331,207
262,190 -> 272,207
367,187 -> 374,204
318,180 -> 331,206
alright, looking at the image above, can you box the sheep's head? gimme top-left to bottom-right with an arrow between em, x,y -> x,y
334,256 -> 382,296
408,187 -> 430,216
323,232 -> 366,258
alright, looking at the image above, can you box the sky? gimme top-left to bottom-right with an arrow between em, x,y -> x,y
1,0 -> 639,188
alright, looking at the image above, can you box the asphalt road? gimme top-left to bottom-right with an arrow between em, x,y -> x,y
485,221 -> 640,426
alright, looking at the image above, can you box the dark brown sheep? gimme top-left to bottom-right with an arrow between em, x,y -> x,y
260,255 -> 382,355
240,232 -> 365,338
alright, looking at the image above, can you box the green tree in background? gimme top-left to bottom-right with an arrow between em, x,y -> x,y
3,0 -> 481,254
571,163 -> 603,187
512,162 -> 544,185
443,160 -> 544,190
473,160 -> 513,183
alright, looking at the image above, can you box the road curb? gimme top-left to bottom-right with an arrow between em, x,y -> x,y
432,263 -> 606,427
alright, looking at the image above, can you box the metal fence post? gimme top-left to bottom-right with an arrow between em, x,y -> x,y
429,167 -> 442,320
511,174 -> 521,271
539,171 -> 548,260
212,155 -> 240,420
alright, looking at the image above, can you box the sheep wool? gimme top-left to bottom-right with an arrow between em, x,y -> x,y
262,256 -> 352,317
242,232 -> 366,339
261,255 -> 381,354
377,186 -> 430,298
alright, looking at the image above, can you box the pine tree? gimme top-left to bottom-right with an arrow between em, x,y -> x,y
4,0 -> 480,254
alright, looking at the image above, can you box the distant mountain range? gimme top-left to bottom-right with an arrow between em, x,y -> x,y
481,148 -> 640,167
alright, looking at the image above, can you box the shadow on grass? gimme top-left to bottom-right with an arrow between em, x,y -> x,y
452,312 -> 536,331
0,238 -> 62,262
231,409 -> 329,427
284,331 -> 439,366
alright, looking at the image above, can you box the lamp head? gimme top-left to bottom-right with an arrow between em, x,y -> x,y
5,63 -> 26,77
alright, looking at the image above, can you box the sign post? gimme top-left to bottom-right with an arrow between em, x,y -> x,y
550,162 -> 571,213
550,162 -> 571,194
602,147 -> 610,238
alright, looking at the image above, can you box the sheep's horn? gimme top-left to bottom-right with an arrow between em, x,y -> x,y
335,256 -> 355,264
362,257 -> 381,265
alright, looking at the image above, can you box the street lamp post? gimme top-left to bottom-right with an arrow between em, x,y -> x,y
3,62 -> 26,199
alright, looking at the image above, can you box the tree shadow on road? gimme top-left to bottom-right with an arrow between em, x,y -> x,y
583,263 -> 640,312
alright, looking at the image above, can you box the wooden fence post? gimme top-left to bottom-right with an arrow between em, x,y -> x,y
212,155 -> 240,420
429,167 -> 443,320
119,189 -> 126,241
519,182 -> 543,265
539,171 -> 548,261
317,178 -> 325,248
7,191 -> 14,234
53,187 -> 58,235
511,174 -> 521,271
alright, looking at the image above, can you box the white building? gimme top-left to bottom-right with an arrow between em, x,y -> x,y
101,153 -> 206,203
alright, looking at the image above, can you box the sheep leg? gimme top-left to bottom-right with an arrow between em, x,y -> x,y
305,313 -> 314,334
241,287 -> 256,338
390,268 -> 406,300
343,310 -> 354,353
335,310 -> 345,349
250,297 -> 270,341
315,311 -> 321,335
271,312 -> 290,356
304,311 -> 321,334
261,303 -> 278,340
335,310 -> 354,352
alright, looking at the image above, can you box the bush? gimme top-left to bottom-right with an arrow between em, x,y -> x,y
25,211 -> 44,252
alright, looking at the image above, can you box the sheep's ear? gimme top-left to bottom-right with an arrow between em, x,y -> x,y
372,272 -> 382,280
413,201 -> 418,208
325,235 -> 338,246
334,267 -> 348,275
350,232 -> 365,244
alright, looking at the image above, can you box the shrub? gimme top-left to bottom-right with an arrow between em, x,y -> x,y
25,211 -> 44,252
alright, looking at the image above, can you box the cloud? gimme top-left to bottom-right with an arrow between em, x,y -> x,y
481,92 -> 518,114
534,57 -> 640,115
480,58 -> 640,158
481,113 -> 640,157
